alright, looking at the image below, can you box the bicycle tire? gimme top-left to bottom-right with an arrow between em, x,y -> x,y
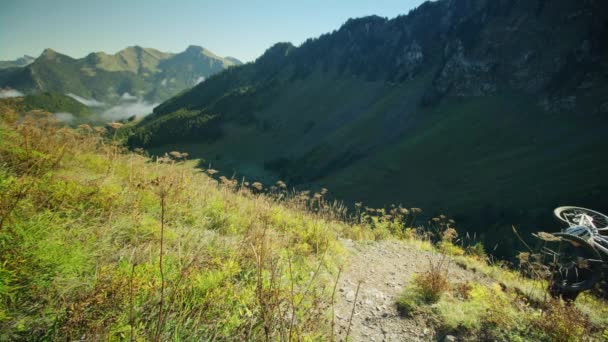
554,206 -> 608,230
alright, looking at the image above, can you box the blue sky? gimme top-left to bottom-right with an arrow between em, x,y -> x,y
0,0 -> 428,62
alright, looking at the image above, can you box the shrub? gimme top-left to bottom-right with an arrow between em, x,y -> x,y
438,241 -> 465,256
435,282 -> 528,340
535,300 -> 591,342
417,256 -> 450,303
397,255 -> 450,315
466,242 -> 486,259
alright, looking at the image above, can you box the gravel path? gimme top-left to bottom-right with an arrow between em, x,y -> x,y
333,239 -> 486,342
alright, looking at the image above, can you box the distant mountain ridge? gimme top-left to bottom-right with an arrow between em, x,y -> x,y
0,45 -> 241,105
0,55 -> 35,69
128,0 -> 608,257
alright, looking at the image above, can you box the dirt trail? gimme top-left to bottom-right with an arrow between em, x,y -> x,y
333,239 -> 486,342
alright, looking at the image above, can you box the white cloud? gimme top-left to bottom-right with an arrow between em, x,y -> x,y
54,112 -> 74,123
67,93 -> 105,107
121,92 -> 137,100
101,100 -> 158,121
0,88 -> 24,98
195,76 -> 205,85
66,92 -> 156,121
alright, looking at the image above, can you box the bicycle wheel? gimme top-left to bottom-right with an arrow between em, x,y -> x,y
547,233 -> 603,295
554,206 -> 608,230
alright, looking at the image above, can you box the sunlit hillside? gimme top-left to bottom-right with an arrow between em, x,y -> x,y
0,106 -> 606,341
2,0 -> 608,340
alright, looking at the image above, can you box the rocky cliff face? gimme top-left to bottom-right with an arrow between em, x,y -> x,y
150,0 -> 607,119
416,0 -> 608,114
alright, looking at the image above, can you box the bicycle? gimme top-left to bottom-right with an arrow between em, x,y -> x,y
541,207 -> 608,301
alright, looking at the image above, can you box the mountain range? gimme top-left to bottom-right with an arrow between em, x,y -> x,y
128,0 -> 608,256
0,45 -> 241,106
0,55 -> 35,69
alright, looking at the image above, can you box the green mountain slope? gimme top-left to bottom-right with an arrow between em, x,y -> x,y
0,46 -> 241,105
128,0 -> 608,256
0,92 -> 92,118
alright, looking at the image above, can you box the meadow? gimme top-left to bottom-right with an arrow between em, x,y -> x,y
0,108 -> 606,340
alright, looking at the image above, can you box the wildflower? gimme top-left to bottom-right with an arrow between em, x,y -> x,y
78,124 -> 92,131
207,169 -> 219,175
157,153 -> 171,164
251,182 -> 264,191
93,126 -> 107,134
536,232 -> 561,242
219,176 -> 236,187
169,151 -> 183,160
108,122 -> 124,129
442,228 -> 458,242
517,252 -> 530,264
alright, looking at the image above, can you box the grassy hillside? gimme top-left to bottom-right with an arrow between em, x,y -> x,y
92,47 -> 172,74
0,92 -> 92,119
1,100 -> 607,340
0,110 -> 348,340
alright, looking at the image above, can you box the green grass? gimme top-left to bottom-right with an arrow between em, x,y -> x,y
1,104 -> 606,340
0,111 -> 354,340
397,252 -> 608,341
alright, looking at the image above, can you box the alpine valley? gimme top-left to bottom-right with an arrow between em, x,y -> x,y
3,0 -> 608,340
128,0 -> 608,256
